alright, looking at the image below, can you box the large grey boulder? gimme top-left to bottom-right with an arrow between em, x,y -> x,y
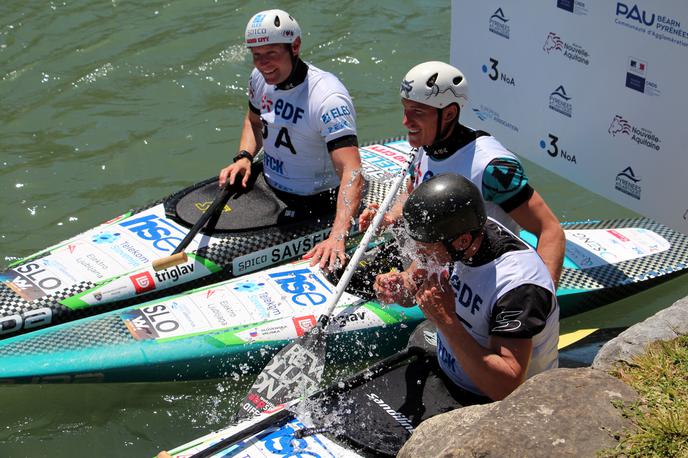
593,297 -> 688,372
398,368 -> 637,458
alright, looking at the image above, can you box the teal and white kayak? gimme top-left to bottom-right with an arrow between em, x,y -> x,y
159,324 -> 620,458
0,137 -> 412,339
0,216 -> 685,384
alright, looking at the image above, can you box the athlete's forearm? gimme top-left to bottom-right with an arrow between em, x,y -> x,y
436,321 -> 531,401
330,164 -> 363,238
536,226 -> 565,288
238,111 -> 262,155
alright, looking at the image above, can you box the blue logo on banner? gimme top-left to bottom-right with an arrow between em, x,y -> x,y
557,0 -> 574,12
472,105 -> 519,132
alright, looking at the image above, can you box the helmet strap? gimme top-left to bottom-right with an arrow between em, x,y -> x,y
442,239 -> 466,263
443,229 -> 483,263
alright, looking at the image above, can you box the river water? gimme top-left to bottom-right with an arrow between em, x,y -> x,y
1,1 -> 687,456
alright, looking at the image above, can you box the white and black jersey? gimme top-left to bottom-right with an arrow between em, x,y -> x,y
436,219 -> 560,396
248,60 -> 357,196
410,125 -> 533,235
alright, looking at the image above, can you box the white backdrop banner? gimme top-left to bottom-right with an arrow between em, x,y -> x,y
451,0 -> 688,235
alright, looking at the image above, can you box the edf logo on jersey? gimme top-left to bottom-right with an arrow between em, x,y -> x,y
273,99 -> 304,124
450,275 -> 483,314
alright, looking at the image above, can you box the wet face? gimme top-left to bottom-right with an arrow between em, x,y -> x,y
409,239 -> 451,267
402,99 -> 439,148
250,43 -> 296,85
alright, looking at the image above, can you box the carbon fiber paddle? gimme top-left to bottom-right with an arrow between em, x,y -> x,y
152,182 -> 234,271
235,149 -> 416,421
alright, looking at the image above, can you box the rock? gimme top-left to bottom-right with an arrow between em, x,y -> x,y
398,368 -> 637,458
593,298 -> 688,372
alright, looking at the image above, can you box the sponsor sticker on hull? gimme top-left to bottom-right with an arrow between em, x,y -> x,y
233,229 -> 331,275
359,143 -> 412,180
564,227 -> 670,268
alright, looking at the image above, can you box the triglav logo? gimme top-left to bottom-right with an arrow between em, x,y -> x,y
543,32 -> 590,65
615,3 -> 688,48
482,58 -> 515,86
557,0 -> 588,16
625,57 -> 660,96
608,115 -> 661,151
615,167 -> 642,200
472,105 -> 519,133
548,86 -> 573,118
489,8 -> 510,39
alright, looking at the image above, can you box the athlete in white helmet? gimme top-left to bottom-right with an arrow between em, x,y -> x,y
360,61 -> 565,286
219,9 -> 362,270
374,174 -> 559,401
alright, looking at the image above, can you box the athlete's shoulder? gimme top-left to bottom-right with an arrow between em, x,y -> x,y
306,63 -> 351,97
474,134 -> 516,158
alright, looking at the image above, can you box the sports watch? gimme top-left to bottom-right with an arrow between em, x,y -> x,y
233,150 -> 253,163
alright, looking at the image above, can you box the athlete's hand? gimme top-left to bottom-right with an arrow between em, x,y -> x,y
415,271 -> 458,327
218,159 -> 251,188
373,269 -> 423,307
303,233 -> 347,271
357,203 -> 394,232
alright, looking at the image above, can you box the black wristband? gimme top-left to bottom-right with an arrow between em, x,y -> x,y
233,150 -> 253,163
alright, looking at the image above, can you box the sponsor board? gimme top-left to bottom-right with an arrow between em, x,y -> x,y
564,227 -> 670,268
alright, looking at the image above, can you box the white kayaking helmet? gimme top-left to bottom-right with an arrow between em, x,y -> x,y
245,9 -> 301,48
400,61 -> 468,110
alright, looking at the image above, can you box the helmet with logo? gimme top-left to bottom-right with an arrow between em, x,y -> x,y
403,173 -> 486,243
245,9 -> 301,48
400,61 -> 469,110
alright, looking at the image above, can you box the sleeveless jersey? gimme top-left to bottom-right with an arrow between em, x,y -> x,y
411,134 -> 523,235
436,220 -> 560,396
248,64 -> 357,196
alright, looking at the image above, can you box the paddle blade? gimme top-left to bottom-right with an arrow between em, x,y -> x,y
237,332 -> 326,421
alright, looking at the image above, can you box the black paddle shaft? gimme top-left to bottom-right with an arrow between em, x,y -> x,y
172,184 -> 234,255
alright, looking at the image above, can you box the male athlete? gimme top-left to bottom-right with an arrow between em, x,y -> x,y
360,61 -> 564,286
374,174 -> 560,400
219,9 -> 362,270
